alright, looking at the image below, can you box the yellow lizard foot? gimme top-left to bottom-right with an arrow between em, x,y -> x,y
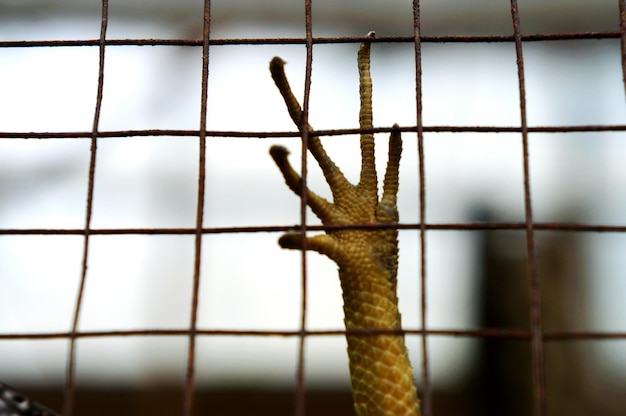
269,33 -> 421,416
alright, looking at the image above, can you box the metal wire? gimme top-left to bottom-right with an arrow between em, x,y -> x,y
509,1 -> 546,413
0,31 -> 621,49
294,2 -> 314,415
181,1 -> 212,415
410,2 -> 432,415
62,2 -> 108,415
1,1 -> 625,415
2,327 -> 626,341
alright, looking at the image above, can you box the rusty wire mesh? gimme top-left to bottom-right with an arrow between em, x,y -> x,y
1,0 -> 626,415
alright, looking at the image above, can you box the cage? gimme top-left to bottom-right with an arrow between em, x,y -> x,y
0,1 -> 625,415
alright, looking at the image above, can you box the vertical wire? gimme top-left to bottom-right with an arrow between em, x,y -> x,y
63,1 -> 108,415
294,1 -> 314,415
183,1 -> 211,415
412,1 -> 431,415
509,1 -> 546,415
619,0 -> 626,98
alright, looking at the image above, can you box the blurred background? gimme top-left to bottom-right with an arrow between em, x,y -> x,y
0,0 -> 624,414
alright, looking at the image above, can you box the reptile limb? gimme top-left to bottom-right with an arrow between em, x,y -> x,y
269,32 -> 421,416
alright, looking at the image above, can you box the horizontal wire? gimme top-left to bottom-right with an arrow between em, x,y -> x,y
1,124 -> 625,140
1,328 -> 624,341
2,222 -> 626,236
0,31 -> 620,49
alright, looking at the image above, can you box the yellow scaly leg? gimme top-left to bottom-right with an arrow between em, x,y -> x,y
269,32 -> 421,416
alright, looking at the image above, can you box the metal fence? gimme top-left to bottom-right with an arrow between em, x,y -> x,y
1,1 -> 625,415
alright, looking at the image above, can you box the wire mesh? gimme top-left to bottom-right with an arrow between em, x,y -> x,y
0,0 -> 625,415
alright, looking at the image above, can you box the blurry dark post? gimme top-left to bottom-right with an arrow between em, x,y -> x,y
536,225 -> 623,416
469,208 -> 626,416
472,208 -> 532,416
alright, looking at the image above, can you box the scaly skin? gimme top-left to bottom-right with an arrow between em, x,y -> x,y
269,33 -> 420,416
